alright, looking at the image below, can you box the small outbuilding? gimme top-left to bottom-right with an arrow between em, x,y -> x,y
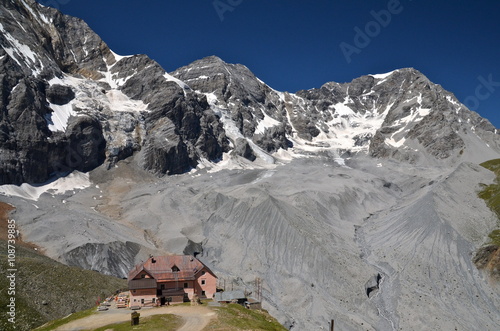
214,290 -> 247,304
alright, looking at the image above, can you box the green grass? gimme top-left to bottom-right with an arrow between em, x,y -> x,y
0,240 -> 126,331
488,229 -> 500,246
204,303 -> 287,331
34,307 -> 97,331
90,314 -> 183,331
480,159 -> 500,174
479,159 -> 500,245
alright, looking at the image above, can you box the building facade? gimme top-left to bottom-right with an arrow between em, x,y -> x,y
128,255 -> 217,307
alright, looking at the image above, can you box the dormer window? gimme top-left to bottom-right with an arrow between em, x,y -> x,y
172,265 -> 180,272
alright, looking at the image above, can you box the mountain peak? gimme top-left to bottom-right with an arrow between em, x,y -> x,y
1,0 -> 499,186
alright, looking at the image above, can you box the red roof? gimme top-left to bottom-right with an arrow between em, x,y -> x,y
128,255 -> 216,282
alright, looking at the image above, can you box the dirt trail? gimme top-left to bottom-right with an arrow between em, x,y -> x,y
53,303 -> 215,331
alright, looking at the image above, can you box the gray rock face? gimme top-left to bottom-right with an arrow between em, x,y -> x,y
171,56 -> 293,152
65,116 -> 106,172
0,0 -> 229,184
232,138 -> 256,161
46,84 -> 75,105
2,1 -> 500,185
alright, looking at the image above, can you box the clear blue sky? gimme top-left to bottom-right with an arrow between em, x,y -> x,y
37,0 -> 500,127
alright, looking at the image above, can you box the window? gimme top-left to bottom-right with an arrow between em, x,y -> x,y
172,265 -> 180,272
141,274 -> 146,278
161,284 -> 165,290
201,291 -> 206,297
184,282 -> 188,288
201,279 -> 206,285
141,299 -> 144,304
152,298 -> 156,303
201,271 -> 206,275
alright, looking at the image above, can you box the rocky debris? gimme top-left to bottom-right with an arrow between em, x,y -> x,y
231,138 -> 256,161
365,273 -> 382,298
183,239 -> 204,257
4,148 -> 500,330
474,245 -> 500,281
62,241 -> 141,277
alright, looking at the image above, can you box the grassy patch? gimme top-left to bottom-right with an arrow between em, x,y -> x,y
479,159 -> 500,244
34,307 -> 97,331
0,239 -> 126,331
204,303 -> 287,331
480,159 -> 500,174
488,229 -> 500,246
90,314 -> 183,331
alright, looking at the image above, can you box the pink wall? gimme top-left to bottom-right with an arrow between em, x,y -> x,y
129,288 -> 157,307
195,268 -> 217,299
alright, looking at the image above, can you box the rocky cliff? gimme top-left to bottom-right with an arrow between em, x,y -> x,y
0,0 -> 228,185
2,0 -> 499,186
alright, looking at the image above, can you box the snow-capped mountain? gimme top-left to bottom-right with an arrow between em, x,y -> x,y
2,1 -> 500,330
1,0 -> 499,185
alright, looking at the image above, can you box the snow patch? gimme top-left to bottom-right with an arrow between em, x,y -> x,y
385,136 -> 406,148
288,98 -> 390,155
0,172 -> 91,201
0,22 -> 42,75
164,73 -> 190,90
45,102 -> 76,132
332,101 -> 355,117
255,109 -> 281,134
110,50 -> 131,63
205,93 -> 244,142
106,90 -> 148,112
370,70 -> 397,80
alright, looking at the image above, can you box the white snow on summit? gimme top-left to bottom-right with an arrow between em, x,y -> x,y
369,70 -> 398,79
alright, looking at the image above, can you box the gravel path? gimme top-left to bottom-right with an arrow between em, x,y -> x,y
53,302 -> 215,331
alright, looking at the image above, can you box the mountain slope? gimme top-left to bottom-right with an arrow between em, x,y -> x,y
0,0 -> 228,185
0,202 -> 126,331
1,1 -> 500,330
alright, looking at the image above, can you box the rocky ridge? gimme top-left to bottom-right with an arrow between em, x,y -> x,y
2,0 -> 500,186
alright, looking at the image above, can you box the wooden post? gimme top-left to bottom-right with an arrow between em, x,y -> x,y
330,319 -> 334,331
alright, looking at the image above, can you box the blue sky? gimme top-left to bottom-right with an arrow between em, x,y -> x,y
38,0 -> 500,127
